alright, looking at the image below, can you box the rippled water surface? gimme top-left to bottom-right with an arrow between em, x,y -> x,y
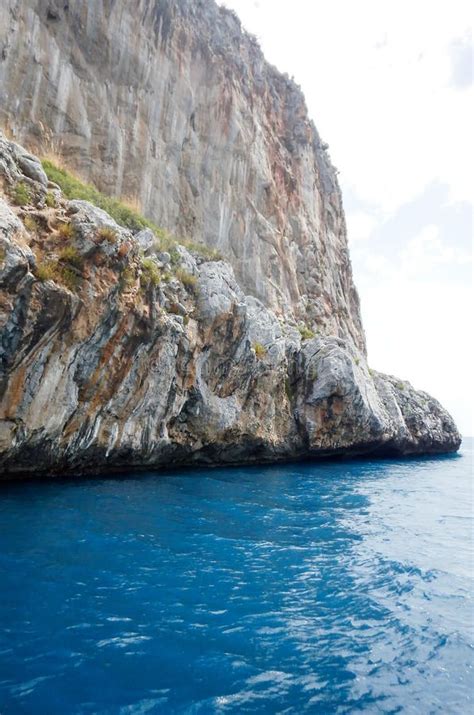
1,441 -> 473,714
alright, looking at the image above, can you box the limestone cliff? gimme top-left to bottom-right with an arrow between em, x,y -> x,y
0,135 -> 461,478
0,0 -> 364,351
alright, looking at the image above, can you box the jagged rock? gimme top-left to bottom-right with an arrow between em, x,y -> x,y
158,251 -> 171,266
0,13 -> 462,479
175,245 -> 198,274
66,200 -> 132,260
135,228 -> 156,254
15,153 -> 48,188
0,198 -> 35,288
0,132 -> 461,478
0,0 -> 365,351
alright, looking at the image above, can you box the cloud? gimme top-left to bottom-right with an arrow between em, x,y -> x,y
400,224 -> 471,276
348,185 -> 472,432
449,34 -> 473,89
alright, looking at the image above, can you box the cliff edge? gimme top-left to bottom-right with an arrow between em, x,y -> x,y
0,135 -> 461,478
0,0 -> 364,351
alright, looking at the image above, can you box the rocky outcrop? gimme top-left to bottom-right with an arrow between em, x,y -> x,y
0,135 -> 461,478
0,0 -> 364,352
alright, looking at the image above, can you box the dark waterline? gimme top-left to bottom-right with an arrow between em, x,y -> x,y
0,441 -> 472,713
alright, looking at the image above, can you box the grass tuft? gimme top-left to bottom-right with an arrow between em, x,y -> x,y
120,266 -> 137,291
175,268 -> 198,292
181,240 -> 222,261
23,215 -> 39,233
35,260 -> 56,282
45,191 -> 57,208
58,245 -> 82,268
35,257 -> 81,291
140,257 -> 161,288
57,222 -> 75,240
97,226 -> 118,244
56,267 -> 80,291
11,181 -> 32,206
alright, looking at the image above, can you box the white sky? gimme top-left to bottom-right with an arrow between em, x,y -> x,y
219,0 -> 473,435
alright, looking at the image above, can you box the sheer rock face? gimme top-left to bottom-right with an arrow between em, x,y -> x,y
0,0 -> 365,352
0,136 -> 461,478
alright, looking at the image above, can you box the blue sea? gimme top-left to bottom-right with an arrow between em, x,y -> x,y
0,441 -> 472,714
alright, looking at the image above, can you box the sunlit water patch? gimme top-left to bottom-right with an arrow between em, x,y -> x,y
0,441 -> 472,713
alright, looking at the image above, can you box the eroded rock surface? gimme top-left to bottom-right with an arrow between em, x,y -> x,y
0,136 -> 461,478
0,0 -> 364,351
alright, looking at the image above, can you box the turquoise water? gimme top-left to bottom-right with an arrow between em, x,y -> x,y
0,442 -> 472,714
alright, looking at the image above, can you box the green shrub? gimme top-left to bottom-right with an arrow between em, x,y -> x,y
97,226 -> 117,244
298,325 -> 315,340
169,247 -> 181,266
11,181 -> 32,206
253,342 -> 267,359
198,245 -> 222,261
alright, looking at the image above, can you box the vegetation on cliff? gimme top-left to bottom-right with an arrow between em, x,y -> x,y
0,131 -> 462,478
42,159 -> 167,236
41,159 -> 222,261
